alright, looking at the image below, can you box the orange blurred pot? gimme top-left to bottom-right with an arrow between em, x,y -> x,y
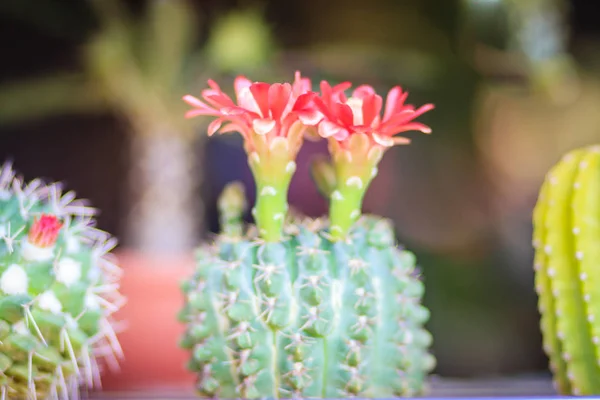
99,249 -> 196,390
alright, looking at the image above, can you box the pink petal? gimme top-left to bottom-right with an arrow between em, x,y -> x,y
208,117 -> 225,136
203,92 -> 235,109
293,71 -> 312,94
412,103 -> 435,119
352,85 -> 376,99
184,109 -> 219,118
234,76 -> 253,100
382,109 -> 422,128
332,82 -> 352,94
182,95 -> 209,108
237,87 -> 261,114
221,106 -> 246,115
253,118 -> 276,135
331,82 -> 352,102
382,122 -> 432,136
220,122 -> 249,136
318,120 -> 344,138
319,81 -> 333,107
333,128 -> 349,141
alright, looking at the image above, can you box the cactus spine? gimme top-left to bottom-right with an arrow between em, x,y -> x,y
0,162 -> 125,399
533,145 -> 600,395
180,72 -> 436,398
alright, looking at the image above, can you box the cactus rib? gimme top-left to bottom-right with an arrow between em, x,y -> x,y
533,145 -> 600,394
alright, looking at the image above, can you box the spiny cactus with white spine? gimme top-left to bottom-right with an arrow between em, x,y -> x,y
179,72 -> 436,398
0,162 -> 125,399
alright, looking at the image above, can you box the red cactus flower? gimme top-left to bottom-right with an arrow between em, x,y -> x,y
314,82 -> 434,147
311,82 -> 435,240
182,71 -> 322,157
28,214 -> 63,248
183,72 -> 327,242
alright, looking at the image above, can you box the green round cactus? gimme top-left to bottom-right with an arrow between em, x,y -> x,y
533,145 -> 600,395
0,162 -> 125,399
180,72 -> 436,398
180,184 -> 435,398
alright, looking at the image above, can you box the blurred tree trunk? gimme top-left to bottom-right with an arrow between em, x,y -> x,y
84,0 -> 207,255
125,130 -> 200,254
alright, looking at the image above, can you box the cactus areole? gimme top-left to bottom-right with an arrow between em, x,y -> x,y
180,72 -> 436,398
533,145 -> 600,395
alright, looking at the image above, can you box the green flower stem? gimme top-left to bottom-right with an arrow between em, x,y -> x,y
329,183 -> 367,240
328,167 -> 375,241
248,152 -> 296,242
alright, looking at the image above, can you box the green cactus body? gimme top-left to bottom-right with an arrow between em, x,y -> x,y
0,163 -> 124,399
533,145 -> 600,395
180,185 -> 435,398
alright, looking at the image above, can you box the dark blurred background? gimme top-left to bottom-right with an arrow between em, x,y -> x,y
1,0 -> 599,382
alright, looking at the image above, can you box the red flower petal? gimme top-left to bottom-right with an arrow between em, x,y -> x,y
202,92 -> 235,109
293,92 -> 316,111
332,82 -> 352,97
335,103 -> 355,127
249,82 -> 271,118
381,122 -> 432,136
361,94 -> 382,127
28,214 -> 62,247
382,86 -> 408,121
412,103 -> 435,119
269,83 -> 292,121
382,109 -> 422,129
319,81 -> 333,108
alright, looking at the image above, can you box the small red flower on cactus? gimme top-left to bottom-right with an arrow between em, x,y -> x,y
315,82 -> 434,147
28,214 -> 62,247
182,71 -> 322,158
182,71 -> 324,242
311,81 -> 435,240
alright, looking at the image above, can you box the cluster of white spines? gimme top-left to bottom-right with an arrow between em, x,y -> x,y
0,162 -> 126,400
